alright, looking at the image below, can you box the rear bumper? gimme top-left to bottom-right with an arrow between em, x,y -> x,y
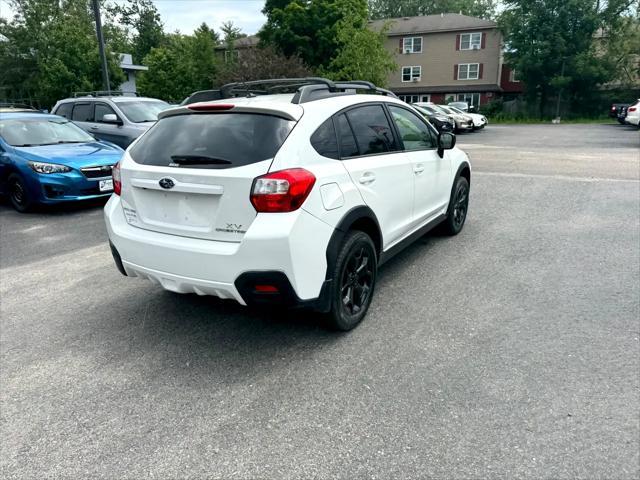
104,195 -> 334,306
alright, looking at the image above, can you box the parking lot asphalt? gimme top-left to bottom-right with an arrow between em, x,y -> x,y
1,124 -> 639,478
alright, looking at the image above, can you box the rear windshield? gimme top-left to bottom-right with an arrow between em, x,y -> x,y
130,113 -> 295,169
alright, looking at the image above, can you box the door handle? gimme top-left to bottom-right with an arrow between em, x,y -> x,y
414,164 -> 425,174
90,126 -> 99,130
359,172 -> 376,185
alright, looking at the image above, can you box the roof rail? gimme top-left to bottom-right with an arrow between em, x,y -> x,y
211,77 -> 396,104
72,90 -> 140,98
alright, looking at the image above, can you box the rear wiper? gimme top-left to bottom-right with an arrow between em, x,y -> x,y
170,155 -> 232,166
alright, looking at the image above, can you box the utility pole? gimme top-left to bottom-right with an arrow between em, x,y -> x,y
91,0 -> 111,93
554,59 -> 566,122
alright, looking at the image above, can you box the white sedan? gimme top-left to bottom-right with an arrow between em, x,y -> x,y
448,105 -> 488,129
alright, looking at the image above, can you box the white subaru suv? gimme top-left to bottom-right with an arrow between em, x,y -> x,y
105,79 -> 471,330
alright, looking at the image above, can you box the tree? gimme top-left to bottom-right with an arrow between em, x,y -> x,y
220,21 -> 243,46
214,45 -> 312,85
137,26 -> 219,102
324,20 -> 397,86
368,0 -> 498,20
0,0 -> 124,108
260,0 -> 369,71
500,0 -> 638,117
107,0 -> 165,63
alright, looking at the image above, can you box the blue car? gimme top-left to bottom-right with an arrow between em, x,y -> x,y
0,112 -> 124,211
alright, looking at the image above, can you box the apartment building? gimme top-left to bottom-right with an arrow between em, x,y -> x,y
370,13 -> 522,107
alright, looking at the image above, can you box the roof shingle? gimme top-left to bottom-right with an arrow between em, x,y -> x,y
368,13 -> 497,36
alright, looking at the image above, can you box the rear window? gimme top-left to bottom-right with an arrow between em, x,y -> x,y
130,113 -> 295,169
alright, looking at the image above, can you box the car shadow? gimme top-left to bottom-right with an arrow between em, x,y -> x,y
0,195 -> 109,215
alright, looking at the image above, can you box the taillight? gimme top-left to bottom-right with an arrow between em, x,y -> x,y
112,161 -> 121,195
629,107 -> 637,112
250,168 -> 316,213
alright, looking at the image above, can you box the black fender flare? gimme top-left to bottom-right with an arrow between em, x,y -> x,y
447,161 -> 471,211
314,206 -> 382,313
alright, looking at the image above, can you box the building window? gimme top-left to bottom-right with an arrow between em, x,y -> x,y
460,32 -> 482,50
458,63 -> 479,80
446,93 -> 481,108
402,66 -> 422,82
224,50 -> 239,63
510,69 -> 520,82
399,95 -> 430,104
402,37 -> 423,54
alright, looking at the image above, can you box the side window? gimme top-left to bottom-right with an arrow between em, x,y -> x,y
55,103 -> 73,119
336,113 -> 359,158
95,103 -> 117,123
388,105 -> 436,151
345,105 -> 397,156
72,103 -> 93,122
310,118 -> 339,159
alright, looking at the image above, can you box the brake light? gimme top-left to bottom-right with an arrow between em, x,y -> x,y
112,161 -> 121,195
187,103 -> 235,111
250,168 -> 316,213
629,107 -> 637,112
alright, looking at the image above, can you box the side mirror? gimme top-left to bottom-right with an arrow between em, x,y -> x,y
102,114 -> 122,125
437,132 -> 456,157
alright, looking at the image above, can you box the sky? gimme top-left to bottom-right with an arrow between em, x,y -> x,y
0,0 -> 268,35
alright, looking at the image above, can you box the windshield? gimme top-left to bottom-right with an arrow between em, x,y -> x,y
130,113 -> 295,169
448,106 -> 466,115
428,105 -> 450,115
117,100 -> 169,123
0,118 -> 95,147
437,105 -> 456,115
415,105 -> 436,115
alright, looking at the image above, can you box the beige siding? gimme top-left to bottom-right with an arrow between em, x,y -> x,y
385,29 -> 502,89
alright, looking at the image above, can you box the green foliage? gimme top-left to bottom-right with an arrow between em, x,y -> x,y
260,0 -> 369,71
368,0 -> 498,20
214,45 -> 312,85
500,0 -> 639,117
0,0 -> 125,108
107,0 -> 165,63
261,0 -> 396,84
137,26 -> 219,102
323,21 -> 397,86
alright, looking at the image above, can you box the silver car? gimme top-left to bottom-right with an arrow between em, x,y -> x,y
52,94 -> 169,149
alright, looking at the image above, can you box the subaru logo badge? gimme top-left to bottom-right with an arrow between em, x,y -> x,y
159,177 -> 175,189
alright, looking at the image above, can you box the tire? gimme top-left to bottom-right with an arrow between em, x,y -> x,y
325,230 -> 377,331
8,173 -> 33,212
441,176 -> 470,236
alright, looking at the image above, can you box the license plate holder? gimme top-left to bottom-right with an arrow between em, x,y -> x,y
99,178 -> 113,192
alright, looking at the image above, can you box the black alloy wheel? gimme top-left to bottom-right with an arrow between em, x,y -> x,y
442,176 -> 469,235
327,231 -> 377,331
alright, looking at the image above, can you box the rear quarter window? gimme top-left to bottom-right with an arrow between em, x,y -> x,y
310,118 -> 339,159
130,112 -> 295,169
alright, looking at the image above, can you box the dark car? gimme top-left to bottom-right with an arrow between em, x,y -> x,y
610,103 -> 629,119
413,105 -> 455,133
616,105 -> 629,124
